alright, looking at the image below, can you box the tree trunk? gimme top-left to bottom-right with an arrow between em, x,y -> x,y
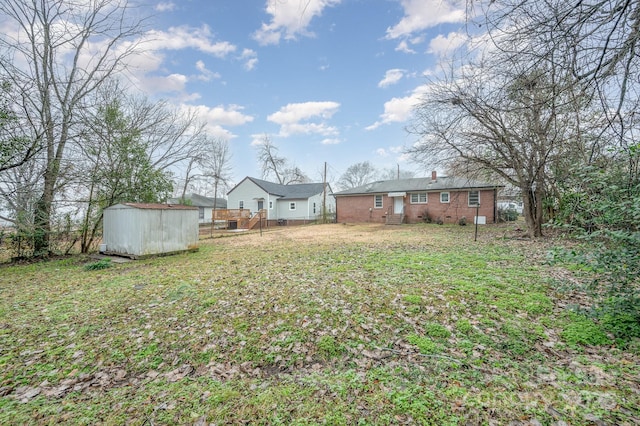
523,185 -> 544,238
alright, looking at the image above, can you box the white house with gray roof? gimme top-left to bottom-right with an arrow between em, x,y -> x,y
227,177 -> 335,225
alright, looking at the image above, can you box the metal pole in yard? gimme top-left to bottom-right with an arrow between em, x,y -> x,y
474,203 -> 480,242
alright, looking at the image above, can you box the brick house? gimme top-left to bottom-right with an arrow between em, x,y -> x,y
334,171 -> 502,225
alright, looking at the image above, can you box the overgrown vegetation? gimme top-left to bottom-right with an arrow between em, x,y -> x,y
1,224 -> 637,424
551,165 -> 640,345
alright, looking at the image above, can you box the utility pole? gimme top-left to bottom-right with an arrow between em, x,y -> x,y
323,161 -> 327,223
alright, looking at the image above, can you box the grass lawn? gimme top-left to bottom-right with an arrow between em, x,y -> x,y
0,223 -> 638,425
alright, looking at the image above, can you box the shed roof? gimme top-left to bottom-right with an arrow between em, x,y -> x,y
334,176 -> 501,196
230,177 -> 329,200
107,203 -> 198,210
167,193 -> 227,208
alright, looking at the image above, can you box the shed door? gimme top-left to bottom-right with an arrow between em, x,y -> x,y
257,200 -> 264,210
394,197 -> 404,215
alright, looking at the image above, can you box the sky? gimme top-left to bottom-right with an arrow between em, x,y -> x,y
127,0 -> 472,187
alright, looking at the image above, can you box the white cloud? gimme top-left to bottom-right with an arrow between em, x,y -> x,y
268,101 -> 340,124
376,148 -> 389,157
189,104 -> 254,127
378,69 -> 405,88
240,48 -> 258,70
321,138 -> 341,145
253,0 -> 342,45
155,2 -> 176,12
366,84 -> 430,130
194,60 -> 220,81
268,101 -> 340,137
395,40 -> 416,54
141,73 -> 188,94
428,31 -> 468,56
386,0 -> 465,40
145,25 -> 236,58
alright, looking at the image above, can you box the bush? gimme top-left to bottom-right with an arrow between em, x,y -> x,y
458,216 -> 467,226
552,164 -> 640,345
84,258 -> 112,270
498,208 -> 518,222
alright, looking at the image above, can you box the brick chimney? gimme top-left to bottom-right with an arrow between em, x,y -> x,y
431,170 -> 437,182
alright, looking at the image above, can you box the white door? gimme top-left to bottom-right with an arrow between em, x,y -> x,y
394,197 -> 404,215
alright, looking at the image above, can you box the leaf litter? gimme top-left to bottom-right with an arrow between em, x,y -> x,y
0,223 -> 638,424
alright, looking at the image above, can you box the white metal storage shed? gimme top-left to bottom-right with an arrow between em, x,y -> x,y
102,203 -> 199,258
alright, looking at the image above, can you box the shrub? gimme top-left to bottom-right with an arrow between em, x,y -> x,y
458,216 -> 467,226
498,208 -> 518,222
84,258 -> 112,271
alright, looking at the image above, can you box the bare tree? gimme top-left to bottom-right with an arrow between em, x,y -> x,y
380,166 -> 415,181
200,136 -> 233,214
408,59 -> 583,237
72,81 -> 208,252
0,0 -> 146,254
338,161 -> 379,190
255,134 -> 308,184
477,0 -> 640,176
0,79 -> 42,172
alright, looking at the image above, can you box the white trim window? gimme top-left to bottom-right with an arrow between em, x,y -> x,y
468,190 -> 480,206
440,192 -> 450,203
289,202 -> 296,210
269,200 -> 273,209
239,200 -> 244,209
374,194 -> 383,209
410,193 -> 427,204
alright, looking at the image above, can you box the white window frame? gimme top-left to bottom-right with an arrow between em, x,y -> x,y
468,190 -> 480,206
440,192 -> 450,203
269,200 -> 273,209
410,193 -> 427,204
374,195 -> 383,209
239,200 -> 244,209
289,202 -> 296,211
313,202 -> 317,214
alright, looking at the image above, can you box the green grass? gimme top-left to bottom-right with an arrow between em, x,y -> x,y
0,223 -> 638,424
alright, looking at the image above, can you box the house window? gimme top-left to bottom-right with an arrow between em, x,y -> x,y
269,201 -> 273,209
468,191 -> 480,206
239,200 -> 244,209
374,195 -> 383,209
289,202 -> 296,210
410,193 -> 427,204
440,192 -> 450,203
198,207 -> 204,220
313,202 -> 316,214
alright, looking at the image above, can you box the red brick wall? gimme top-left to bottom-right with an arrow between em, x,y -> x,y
336,189 -> 497,224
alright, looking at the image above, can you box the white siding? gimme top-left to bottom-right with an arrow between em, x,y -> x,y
227,179 -> 269,216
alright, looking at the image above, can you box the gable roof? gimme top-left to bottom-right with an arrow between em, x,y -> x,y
229,177 -> 330,200
107,203 -> 197,210
168,193 -> 227,208
334,176 -> 501,196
